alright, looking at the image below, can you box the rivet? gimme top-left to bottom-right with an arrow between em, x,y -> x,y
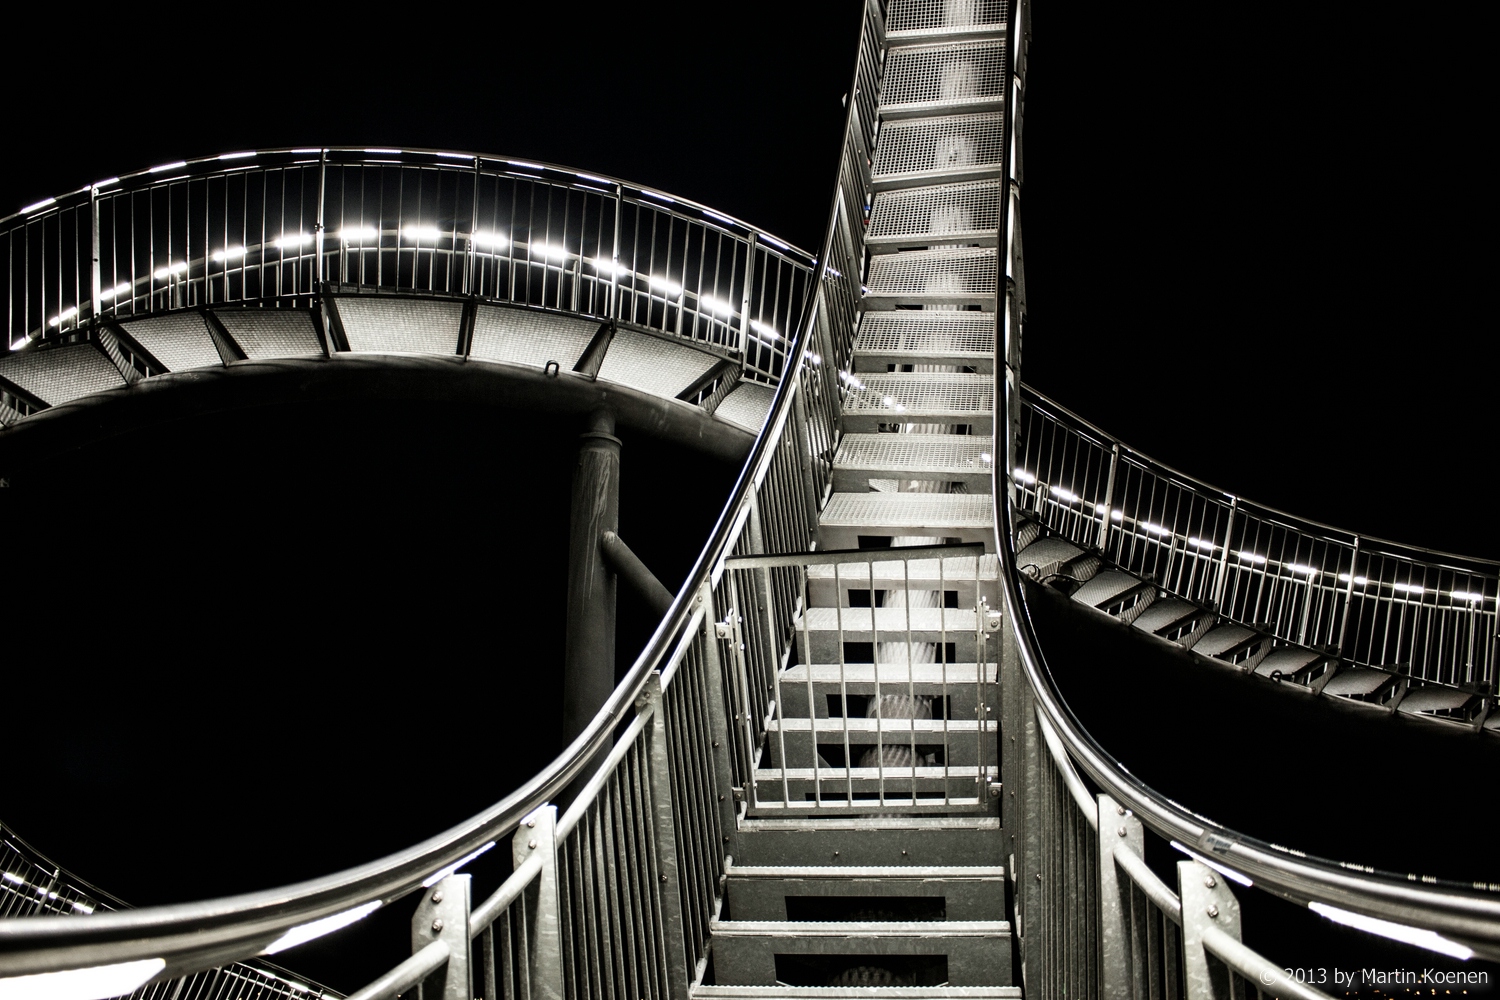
528,839 -> 538,850
527,819 -> 536,829
712,741 -> 720,748
431,890 -> 443,904
833,851 -> 840,857
724,836 -> 730,842
432,918 -> 445,933
1116,805 -> 1126,816
1117,827 -> 1127,838
1204,875 -> 1216,889
1206,904 -> 1219,919
1035,872 -> 1042,881
902,850 -> 908,856
719,794 -> 725,801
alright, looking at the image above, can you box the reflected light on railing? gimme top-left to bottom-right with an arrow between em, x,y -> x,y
1308,902 -> 1474,960
589,257 -> 622,277
148,161 -> 188,174
21,197 -> 57,214
1141,522 -> 1170,537
99,282 -> 130,301
1049,485 -> 1078,504
532,243 -> 569,262
1188,537 -> 1217,552
1392,582 -> 1425,596
273,234 -> 313,251
750,320 -> 780,341
700,295 -> 735,317
1451,590 -> 1490,602
47,307 -> 78,328
261,900 -> 382,956
1287,563 -> 1318,577
0,958 -> 165,1000
152,262 -> 188,280
340,226 -> 379,243
211,247 -> 246,263
218,151 -> 256,161
1236,550 -> 1267,565
1170,840 -> 1253,886
421,840 -> 497,888
401,225 -> 441,243
473,230 -> 509,250
1014,468 -> 1036,485
1337,572 -> 1369,585
650,276 -> 683,298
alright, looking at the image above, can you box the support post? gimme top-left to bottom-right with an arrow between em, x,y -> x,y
697,581 -> 743,856
790,382 -> 823,542
515,805 -> 564,1000
639,672 -> 692,1000
1097,793 -> 1144,1000
563,409 -> 621,768
89,185 -> 101,327
410,873 -> 471,1000
1178,860 -> 1241,1000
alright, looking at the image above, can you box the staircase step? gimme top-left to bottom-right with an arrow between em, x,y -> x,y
763,717 -> 998,769
867,181 -> 1000,253
726,865 -> 1006,923
752,767 -> 996,809
1068,569 -> 1145,610
865,247 -> 997,308
886,0 -> 1008,47
1130,597 -> 1202,637
695,988 -> 1020,998
878,39 -> 1007,119
853,312 -> 995,370
778,662 -> 995,718
709,919 -> 1013,988
833,434 -> 994,492
1253,646 -> 1324,680
820,493 -> 994,549
872,113 -> 1005,190
840,373 -> 994,433
806,554 -> 999,607
735,814 -> 1003,867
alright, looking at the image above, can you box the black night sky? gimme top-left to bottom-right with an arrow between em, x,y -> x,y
1,0 -> 1492,993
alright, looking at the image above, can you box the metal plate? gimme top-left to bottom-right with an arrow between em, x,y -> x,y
214,309 -> 323,360
888,0 -> 1007,36
868,181 -> 1001,246
119,313 -> 223,371
872,113 -> 1005,186
866,247 -> 997,300
468,305 -> 598,370
881,40 -> 1007,114
336,296 -> 462,355
595,328 -> 719,398
715,381 -> 776,432
0,343 -> 126,406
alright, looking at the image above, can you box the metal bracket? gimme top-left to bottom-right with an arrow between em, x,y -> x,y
410,873 -> 471,1000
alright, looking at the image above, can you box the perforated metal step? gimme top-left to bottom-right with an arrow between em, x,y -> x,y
865,247 -> 997,308
118,313 -> 224,372
725,864 -> 1007,923
872,113 -> 1005,190
820,493 -> 994,548
880,40 -> 1006,119
0,342 -> 125,407
841,373 -> 994,432
716,381 -> 777,432
596,328 -> 722,399
853,313 -> 995,371
868,181 -> 1001,251
695,988 -> 1020,998
336,296 -> 463,355
214,308 -> 323,360
833,433 -> 993,492
887,0 -> 1008,45
806,554 -> 999,609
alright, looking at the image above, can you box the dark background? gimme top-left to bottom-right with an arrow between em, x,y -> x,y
1,0 -> 1491,993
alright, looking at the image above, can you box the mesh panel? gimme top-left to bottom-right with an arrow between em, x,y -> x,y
843,373 -> 994,415
0,400 -> 20,426
856,312 -> 995,356
468,305 -> 597,370
119,314 -> 223,372
0,343 -> 125,406
821,491 -> 993,529
866,247 -> 997,298
882,40 -> 1006,111
868,181 -> 1001,242
872,113 -> 1005,182
596,329 -> 720,398
715,381 -> 775,432
888,0 -> 1006,34
337,297 -> 462,355
214,309 -> 323,360
807,552 -> 1000,583
802,605 -> 979,633
836,432 -> 992,473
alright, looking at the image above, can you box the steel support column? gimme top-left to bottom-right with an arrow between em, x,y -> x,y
564,409 -> 622,759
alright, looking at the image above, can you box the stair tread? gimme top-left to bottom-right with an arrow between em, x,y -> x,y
695,988 -> 1020,998
728,865 -> 1004,878
835,434 -> 994,475
1193,624 -> 1260,657
865,247 -> 997,304
807,554 -> 998,583
796,606 -> 978,630
766,718 -> 997,734
821,493 -> 992,530
866,181 -> 1001,250
711,919 -> 1011,935
879,39 -> 1006,119
871,112 -> 1005,189
1070,569 -> 1144,608
782,662 -> 995,684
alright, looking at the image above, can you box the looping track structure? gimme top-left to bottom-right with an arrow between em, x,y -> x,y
2,1 -> 1497,999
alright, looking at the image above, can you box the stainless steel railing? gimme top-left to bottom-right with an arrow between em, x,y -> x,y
2,148 -> 813,392
1015,388 -> 1499,697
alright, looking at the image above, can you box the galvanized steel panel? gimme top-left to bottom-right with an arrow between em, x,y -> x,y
0,343 -> 126,406
595,328 -> 719,399
214,309 -> 323,360
119,313 -> 223,372
468,305 -> 598,370
337,296 -> 463,355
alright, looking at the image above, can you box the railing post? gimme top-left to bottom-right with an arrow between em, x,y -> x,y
738,233 -> 757,365
410,872 -> 471,1000
697,580 -> 743,854
610,183 -> 623,322
1210,497 -> 1237,611
314,149 -> 327,294
789,381 -> 823,541
638,672 -> 692,1000
1178,860 -> 1240,1000
1097,793 -> 1143,1000
89,184 -> 101,327
1335,534 -> 1361,658
514,804 -> 564,1000
1097,442 -> 1119,552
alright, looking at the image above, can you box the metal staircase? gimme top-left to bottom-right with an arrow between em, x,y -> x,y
699,1 -> 1018,992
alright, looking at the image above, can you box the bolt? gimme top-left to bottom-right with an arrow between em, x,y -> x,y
724,836 -> 730,842
902,850 -> 908,856
660,875 -> 668,883
712,741 -> 720,748
528,839 -> 538,850
1036,872 -> 1042,881
527,819 -> 536,829
1206,904 -> 1219,919
1117,805 -> 1126,816
719,794 -> 725,801
432,918 -> 445,933
431,890 -> 444,904
1117,827 -> 1127,838
1204,875 -> 1216,889
833,851 -> 840,857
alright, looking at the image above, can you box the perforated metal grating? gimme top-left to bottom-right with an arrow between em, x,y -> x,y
868,181 -> 1001,243
822,491 -> 993,529
715,381 -> 775,432
866,247 -> 997,298
119,313 -> 223,371
872,113 -> 1004,183
881,41 -> 1006,112
469,305 -> 597,370
0,343 -> 125,406
801,605 -> 979,633
214,309 -> 323,360
596,329 -> 720,399
807,552 -> 1000,583
836,432 -> 993,473
855,312 -> 995,356
843,373 -> 994,415
888,0 -> 1006,35
337,296 -> 462,355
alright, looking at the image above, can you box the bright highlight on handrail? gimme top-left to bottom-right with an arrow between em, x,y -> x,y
260,901 -> 382,956
0,958 -> 164,1000
1308,902 -> 1473,960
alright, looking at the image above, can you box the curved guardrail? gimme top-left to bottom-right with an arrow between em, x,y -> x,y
3,1 -> 1499,999
0,145 -> 813,411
